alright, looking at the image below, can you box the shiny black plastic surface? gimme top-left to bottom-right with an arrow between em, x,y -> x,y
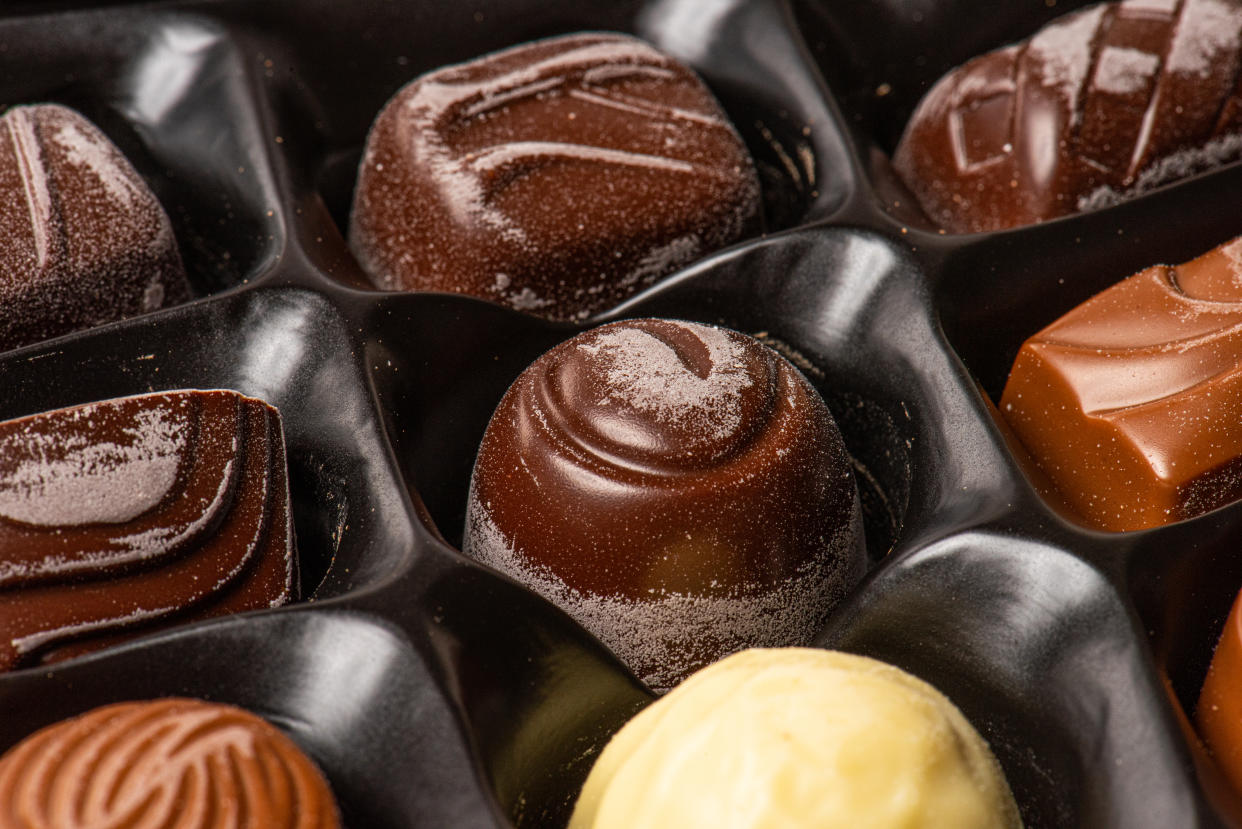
0,0 -> 1239,826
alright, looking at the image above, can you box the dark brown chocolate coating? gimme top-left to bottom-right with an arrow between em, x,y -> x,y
0,698 -> 340,829
1001,235 -> 1242,531
464,319 -> 865,690
0,389 -> 295,670
348,33 -> 760,320
894,0 -> 1242,233
0,104 -> 189,351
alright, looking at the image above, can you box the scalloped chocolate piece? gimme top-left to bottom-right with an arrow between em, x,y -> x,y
1001,236 -> 1242,530
0,389 -> 295,670
464,319 -> 866,691
348,33 -> 760,321
0,104 -> 189,351
894,0 -> 1242,233
0,698 -> 340,829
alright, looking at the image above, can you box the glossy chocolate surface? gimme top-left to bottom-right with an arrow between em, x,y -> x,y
0,104 -> 188,351
6,2 -> 1242,828
893,0 -> 1242,233
0,390 -> 294,670
464,319 -> 865,691
0,698 -> 340,829
348,33 -> 760,320
1000,236 -> 1242,531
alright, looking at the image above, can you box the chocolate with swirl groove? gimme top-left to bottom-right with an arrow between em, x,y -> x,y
894,0 -> 1242,233
1001,236 -> 1242,531
0,698 -> 340,829
464,319 -> 866,691
348,32 -> 760,321
0,389 -> 295,670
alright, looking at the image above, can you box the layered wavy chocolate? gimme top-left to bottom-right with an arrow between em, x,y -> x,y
0,104 -> 189,350
0,389 -> 294,670
349,33 -> 760,320
895,0 -> 1242,232
0,698 -> 339,829
1001,236 -> 1242,530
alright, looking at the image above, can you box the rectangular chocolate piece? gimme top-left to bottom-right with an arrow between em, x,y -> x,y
0,389 -> 294,670
1001,237 -> 1242,530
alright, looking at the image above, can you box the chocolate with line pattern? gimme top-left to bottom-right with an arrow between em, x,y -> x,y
0,389 -> 294,670
348,32 -> 760,320
894,0 -> 1242,233
0,698 -> 340,829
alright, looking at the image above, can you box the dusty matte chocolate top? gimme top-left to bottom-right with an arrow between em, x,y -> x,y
349,33 -> 760,320
0,389 -> 294,670
1001,236 -> 1242,530
0,698 -> 340,829
0,104 -> 189,351
464,319 -> 865,690
894,0 -> 1242,233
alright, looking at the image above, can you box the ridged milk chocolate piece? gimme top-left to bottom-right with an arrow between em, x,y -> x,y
464,319 -> 866,691
0,698 -> 340,829
1000,236 -> 1242,530
894,0 -> 1242,233
0,389 -> 295,670
349,33 -> 760,320
0,104 -> 189,351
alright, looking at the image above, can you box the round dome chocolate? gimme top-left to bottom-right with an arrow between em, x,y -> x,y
464,319 -> 866,690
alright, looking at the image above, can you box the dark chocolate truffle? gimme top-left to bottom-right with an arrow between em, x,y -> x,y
894,0 -> 1242,233
1000,236 -> 1242,531
348,33 -> 760,320
0,698 -> 340,829
0,389 -> 295,670
0,104 -> 189,351
464,319 -> 866,691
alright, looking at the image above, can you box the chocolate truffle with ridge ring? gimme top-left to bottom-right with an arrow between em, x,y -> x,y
464,319 -> 866,691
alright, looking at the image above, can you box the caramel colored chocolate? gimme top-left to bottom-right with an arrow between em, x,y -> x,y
0,104 -> 189,351
464,319 -> 866,691
1000,237 -> 1242,531
349,33 -> 760,320
0,390 -> 295,670
0,698 -> 340,828
1198,588 -> 1242,797
894,0 -> 1242,233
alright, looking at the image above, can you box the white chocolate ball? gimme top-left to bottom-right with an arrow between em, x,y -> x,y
570,648 -> 1022,829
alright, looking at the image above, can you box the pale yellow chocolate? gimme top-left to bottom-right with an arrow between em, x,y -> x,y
570,648 -> 1022,829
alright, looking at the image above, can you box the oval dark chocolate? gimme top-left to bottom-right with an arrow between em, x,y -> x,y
0,104 -> 189,351
348,33 -> 760,321
894,0 -> 1242,233
463,319 -> 866,691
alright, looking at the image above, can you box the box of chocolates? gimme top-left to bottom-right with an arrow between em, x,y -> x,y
3,0 -> 1242,826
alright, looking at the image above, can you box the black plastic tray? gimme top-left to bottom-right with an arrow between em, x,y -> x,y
1,0 -> 1240,826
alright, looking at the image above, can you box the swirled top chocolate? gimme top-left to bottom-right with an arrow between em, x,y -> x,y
0,698 -> 340,829
894,0 -> 1242,233
349,33 -> 760,320
0,389 -> 295,670
1001,236 -> 1242,530
464,319 -> 865,691
0,104 -> 189,351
